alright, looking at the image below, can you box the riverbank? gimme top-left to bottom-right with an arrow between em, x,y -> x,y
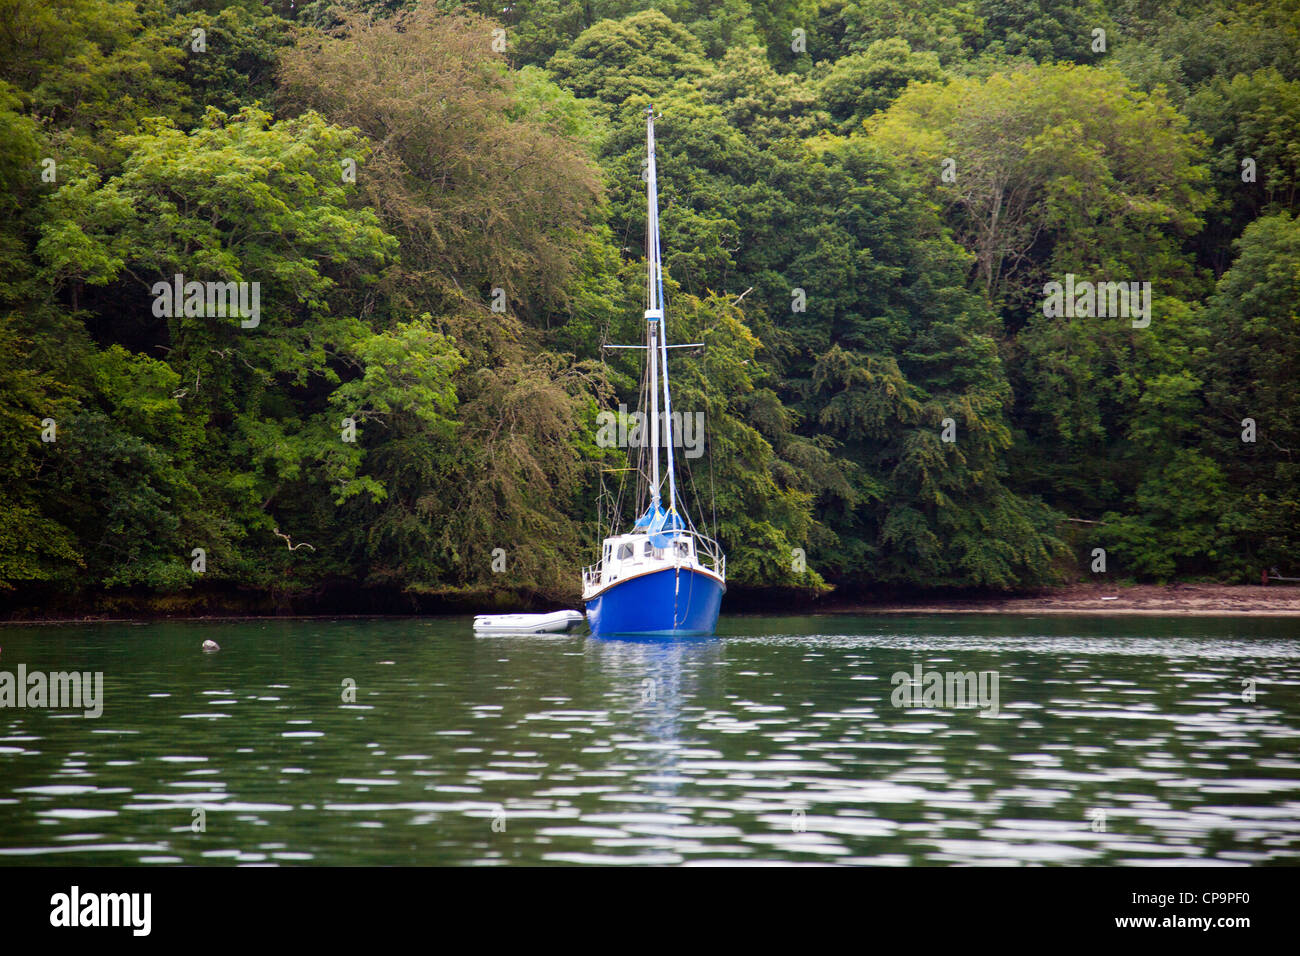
4,583 -> 1300,624
831,583 -> 1300,616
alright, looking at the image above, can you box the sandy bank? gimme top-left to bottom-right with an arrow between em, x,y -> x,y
831,584 -> 1300,617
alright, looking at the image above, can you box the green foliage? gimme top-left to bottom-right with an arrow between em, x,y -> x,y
546,10 -> 713,110
1118,0 -> 1300,90
809,0 -> 985,64
656,292 -> 830,590
278,4 -> 603,325
2,0 -> 1297,607
1187,68 -> 1300,271
0,314 -> 82,589
701,46 -> 828,144
974,0 -> 1115,64
44,409 -> 196,589
0,0 -> 190,164
0,81 -> 41,305
818,38 -> 943,131
30,104 -> 397,593
1100,450 -> 1231,581
1201,213 -> 1300,575
869,64 -> 1210,311
326,317 -> 465,506
170,4 -> 293,115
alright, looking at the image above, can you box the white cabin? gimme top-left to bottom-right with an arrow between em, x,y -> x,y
582,530 -> 724,599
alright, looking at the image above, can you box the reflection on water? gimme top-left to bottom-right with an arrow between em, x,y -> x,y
0,614 -> 1297,865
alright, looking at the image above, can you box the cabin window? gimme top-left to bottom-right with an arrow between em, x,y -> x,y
617,543 -> 634,560
674,540 -> 690,558
644,541 -> 654,557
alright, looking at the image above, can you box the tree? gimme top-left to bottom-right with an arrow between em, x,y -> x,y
818,37 -> 943,131
36,105 -> 397,589
701,45 -> 828,145
0,313 -> 82,589
279,4 -> 604,327
169,4 -> 292,116
0,0 -> 189,165
1200,213 -> 1300,576
546,10 -> 713,110
868,64 -> 1209,314
975,0 -> 1115,64
1187,69 -> 1300,273
809,0 -> 984,64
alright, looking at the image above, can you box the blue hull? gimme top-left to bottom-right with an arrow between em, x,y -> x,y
585,567 -> 724,636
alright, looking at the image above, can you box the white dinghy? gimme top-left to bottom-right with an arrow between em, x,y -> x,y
472,610 -> 585,635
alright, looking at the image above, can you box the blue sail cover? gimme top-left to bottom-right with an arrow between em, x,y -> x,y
633,504 -> 686,547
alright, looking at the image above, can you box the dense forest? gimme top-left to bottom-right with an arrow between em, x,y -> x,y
1,0 -> 1297,613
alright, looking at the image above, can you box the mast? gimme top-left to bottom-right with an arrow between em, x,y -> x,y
645,106 -> 678,515
647,295 -> 661,507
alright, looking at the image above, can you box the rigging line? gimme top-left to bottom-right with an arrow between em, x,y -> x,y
629,343 -> 650,522
596,331 -> 610,544
599,355 -> 636,541
595,316 -> 623,545
707,326 -> 718,544
614,450 -> 629,537
611,379 -> 631,531
684,443 -> 705,534
638,322 -> 652,511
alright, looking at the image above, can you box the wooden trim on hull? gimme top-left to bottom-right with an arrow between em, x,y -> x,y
582,563 -> 726,602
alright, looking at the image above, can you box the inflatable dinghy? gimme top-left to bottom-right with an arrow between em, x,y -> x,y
472,610 -> 585,635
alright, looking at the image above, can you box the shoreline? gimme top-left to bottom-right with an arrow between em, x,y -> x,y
829,607 -> 1300,617
3,585 -> 1299,625
825,584 -> 1300,618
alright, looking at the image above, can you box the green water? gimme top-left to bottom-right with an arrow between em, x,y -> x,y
0,614 -> 1297,865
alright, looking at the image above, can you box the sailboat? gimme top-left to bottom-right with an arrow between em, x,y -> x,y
581,107 -> 727,637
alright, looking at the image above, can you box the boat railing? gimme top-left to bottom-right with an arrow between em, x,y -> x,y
688,531 -> 726,580
583,529 -> 725,593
